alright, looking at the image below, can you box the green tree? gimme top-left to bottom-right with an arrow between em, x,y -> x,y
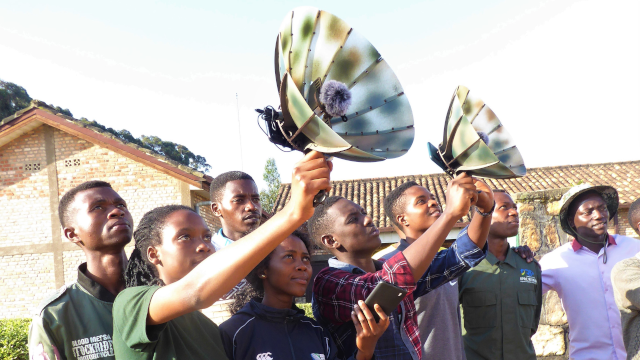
0,78 -> 211,173
0,80 -> 32,119
260,158 -> 281,214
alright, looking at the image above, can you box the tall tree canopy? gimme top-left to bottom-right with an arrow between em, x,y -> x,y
0,80 -> 33,119
0,78 -> 210,173
260,158 -> 281,214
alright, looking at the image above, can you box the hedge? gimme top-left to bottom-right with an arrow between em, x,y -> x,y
0,307 -> 315,359
0,318 -> 29,360
297,303 -> 314,319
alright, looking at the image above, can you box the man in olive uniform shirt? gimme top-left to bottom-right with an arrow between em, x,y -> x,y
29,181 -> 133,360
459,190 -> 542,360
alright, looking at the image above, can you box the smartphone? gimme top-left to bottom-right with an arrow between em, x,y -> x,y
364,282 -> 408,322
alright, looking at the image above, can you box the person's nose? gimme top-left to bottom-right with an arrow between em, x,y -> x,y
245,199 -> 257,212
108,206 -> 125,218
196,239 -> 212,253
508,208 -> 519,217
296,260 -> 308,272
593,208 -> 607,221
364,214 -> 373,226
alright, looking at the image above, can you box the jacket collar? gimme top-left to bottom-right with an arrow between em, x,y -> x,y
212,228 -> 234,250
77,263 -> 117,303
485,244 -> 518,268
328,257 -> 384,274
242,299 -> 306,323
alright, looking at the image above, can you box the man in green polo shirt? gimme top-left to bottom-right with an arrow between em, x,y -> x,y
459,189 -> 542,360
29,180 -> 133,360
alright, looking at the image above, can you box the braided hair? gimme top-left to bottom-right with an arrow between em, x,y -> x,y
228,227 -> 311,315
125,205 -> 197,288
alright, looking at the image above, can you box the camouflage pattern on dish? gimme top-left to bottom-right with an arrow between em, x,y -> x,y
428,85 -> 526,179
270,6 -> 415,162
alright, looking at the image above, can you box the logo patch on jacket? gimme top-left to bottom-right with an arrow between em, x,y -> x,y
520,269 -> 537,284
256,352 -> 273,360
311,354 -> 326,360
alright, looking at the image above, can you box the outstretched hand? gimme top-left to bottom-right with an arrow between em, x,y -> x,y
352,300 -> 389,360
286,151 -> 332,221
444,173 -> 478,220
473,178 -> 494,214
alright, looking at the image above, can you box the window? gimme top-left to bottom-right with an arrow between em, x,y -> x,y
64,159 -> 81,167
24,163 -> 41,171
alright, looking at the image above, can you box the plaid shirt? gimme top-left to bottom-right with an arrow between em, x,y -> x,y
312,226 -> 487,360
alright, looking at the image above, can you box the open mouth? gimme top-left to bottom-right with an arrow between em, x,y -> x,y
429,210 -> 441,217
593,223 -> 606,229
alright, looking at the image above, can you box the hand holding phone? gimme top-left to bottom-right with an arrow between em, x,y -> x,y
364,282 -> 408,322
352,301 -> 390,360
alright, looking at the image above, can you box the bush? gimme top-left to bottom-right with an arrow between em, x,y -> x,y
0,318 -> 30,360
297,303 -> 314,319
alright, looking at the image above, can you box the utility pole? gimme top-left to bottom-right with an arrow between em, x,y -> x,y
236,93 -> 244,171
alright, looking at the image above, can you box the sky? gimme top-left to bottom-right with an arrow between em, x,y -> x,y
1,0 -> 638,190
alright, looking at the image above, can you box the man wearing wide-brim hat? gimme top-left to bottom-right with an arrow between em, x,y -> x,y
539,184 -> 640,360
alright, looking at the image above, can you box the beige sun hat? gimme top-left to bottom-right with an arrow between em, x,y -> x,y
558,184 -> 618,238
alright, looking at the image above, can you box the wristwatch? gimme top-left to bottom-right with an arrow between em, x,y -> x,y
475,201 -> 496,217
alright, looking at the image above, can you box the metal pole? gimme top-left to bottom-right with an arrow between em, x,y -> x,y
236,93 -> 244,171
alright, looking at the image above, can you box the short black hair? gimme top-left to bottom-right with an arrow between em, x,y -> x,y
628,198 -> 640,234
492,189 -> 508,194
58,180 -> 113,228
383,181 -> 420,228
229,227 -> 311,315
307,196 -> 344,246
125,205 -> 197,287
210,171 -> 255,203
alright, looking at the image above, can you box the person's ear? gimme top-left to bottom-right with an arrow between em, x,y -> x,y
211,202 -> 222,217
397,214 -> 409,227
64,226 -> 84,247
258,270 -> 267,279
321,234 -> 341,250
148,246 -> 162,266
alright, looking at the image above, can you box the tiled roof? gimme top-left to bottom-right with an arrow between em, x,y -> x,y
1,100 -> 213,184
272,160 -> 640,229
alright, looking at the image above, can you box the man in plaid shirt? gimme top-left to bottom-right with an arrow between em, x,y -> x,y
310,174 -> 494,360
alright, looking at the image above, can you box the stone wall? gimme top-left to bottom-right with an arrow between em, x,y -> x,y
514,188 -> 638,359
0,124 -> 207,319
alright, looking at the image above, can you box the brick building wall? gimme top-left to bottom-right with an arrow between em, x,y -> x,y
0,124 -> 209,319
192,193 -> 219,232
0,126 -> 50,247
617,209 -> 638,238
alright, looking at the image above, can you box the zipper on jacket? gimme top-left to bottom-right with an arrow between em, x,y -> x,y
284,318 -> 297,360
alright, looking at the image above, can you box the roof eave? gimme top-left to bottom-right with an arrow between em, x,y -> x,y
0,107 -> 209,189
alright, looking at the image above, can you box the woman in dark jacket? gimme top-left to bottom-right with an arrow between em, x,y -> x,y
219,229 -> 389,360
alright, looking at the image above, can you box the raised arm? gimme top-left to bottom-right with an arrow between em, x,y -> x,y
147,151 -> 332,325
402,173 -> 494,282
